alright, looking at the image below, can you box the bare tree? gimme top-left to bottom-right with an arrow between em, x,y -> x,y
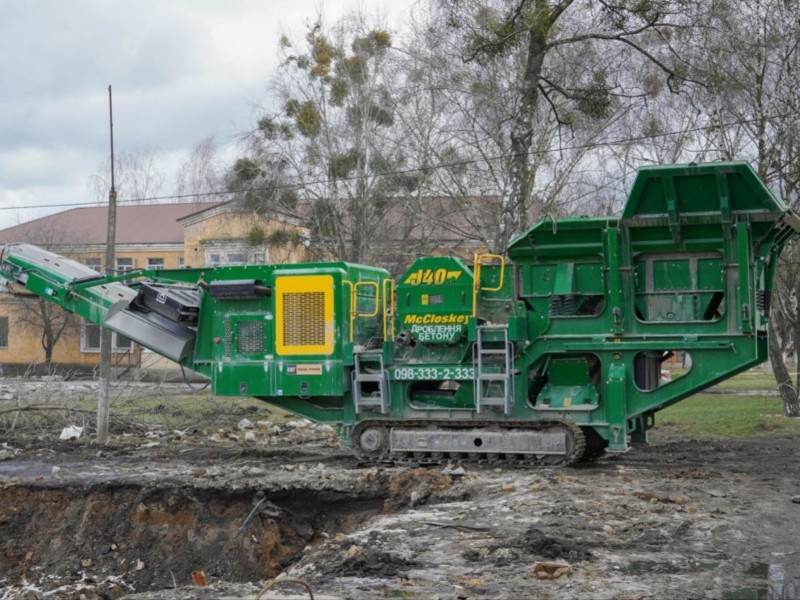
5,222 -> 83,373
15,296 -> 79,372
88,147 -> 167,204
431,0 -> 698,251
680,0 -> 800,416
229,13 -> 418,266
175,136 -> 225,202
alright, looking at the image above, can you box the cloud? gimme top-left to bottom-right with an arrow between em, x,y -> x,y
0,0 -> 418,230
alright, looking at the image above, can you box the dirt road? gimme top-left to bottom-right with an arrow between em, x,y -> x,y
0,385 -> 798,599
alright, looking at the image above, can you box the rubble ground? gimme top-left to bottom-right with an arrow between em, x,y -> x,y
0,379 -> 799,599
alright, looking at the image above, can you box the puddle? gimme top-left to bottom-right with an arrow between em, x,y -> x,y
723,560 -> 799,600
621,558 -> 719,575
380,588 -> 423,598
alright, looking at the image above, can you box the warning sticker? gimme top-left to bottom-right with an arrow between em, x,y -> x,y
287,364 -> 323,375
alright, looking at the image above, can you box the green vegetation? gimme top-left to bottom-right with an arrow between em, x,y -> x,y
0,382 -> 299,437
657,371 -> 800,437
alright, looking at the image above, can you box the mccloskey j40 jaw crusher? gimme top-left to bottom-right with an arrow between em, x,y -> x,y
2,161 -> 799,465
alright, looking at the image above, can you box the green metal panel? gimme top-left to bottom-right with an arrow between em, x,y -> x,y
395,256 -> 473,345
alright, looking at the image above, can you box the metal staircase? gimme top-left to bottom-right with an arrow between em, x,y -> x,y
473,324 -> 513,414
352,351 -> 389,414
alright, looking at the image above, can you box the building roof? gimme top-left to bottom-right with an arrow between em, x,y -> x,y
0,202 -> 221,247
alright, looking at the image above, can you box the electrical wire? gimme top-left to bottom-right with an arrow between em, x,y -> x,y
0,110 -> 794,213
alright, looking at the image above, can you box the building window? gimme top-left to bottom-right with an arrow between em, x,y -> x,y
204,242 -> 265,266
116,257 -> 133,275
81,320 -> 133,352
0,316 -> 8,348
84,258 -> 102,272
147,257 -> 164,270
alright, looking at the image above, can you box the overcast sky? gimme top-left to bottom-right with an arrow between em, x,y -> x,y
0,0 -> 418,230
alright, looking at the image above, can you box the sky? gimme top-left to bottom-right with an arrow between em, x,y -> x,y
0,0 -> 418,230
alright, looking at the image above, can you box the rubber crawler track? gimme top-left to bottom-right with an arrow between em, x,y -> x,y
350,419 -> 586,466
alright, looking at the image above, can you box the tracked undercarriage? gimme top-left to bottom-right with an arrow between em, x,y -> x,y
350,419 -> 588,466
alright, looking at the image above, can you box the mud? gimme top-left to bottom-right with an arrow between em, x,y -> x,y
0,383 -> 798,599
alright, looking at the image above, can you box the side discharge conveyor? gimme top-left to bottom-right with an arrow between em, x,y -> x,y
0,243 -> 199,362
1,161 -> 798,465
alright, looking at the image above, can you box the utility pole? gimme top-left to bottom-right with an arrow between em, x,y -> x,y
97,85 -> 117,445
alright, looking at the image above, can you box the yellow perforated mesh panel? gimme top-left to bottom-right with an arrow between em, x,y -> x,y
276,275 -> 334,355
282,292 -> 325,347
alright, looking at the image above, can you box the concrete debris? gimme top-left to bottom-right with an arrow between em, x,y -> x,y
0,380 -> 797,599
384,468 -> 452,512
237,418 -> 255,430
532,561 -> 572,580
190,570 -> 207,587
58,425 -> 83,440
443,465 -> 466,477
633,490 -> 688,504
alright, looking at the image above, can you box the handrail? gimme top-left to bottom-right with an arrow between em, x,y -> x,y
353,281 -> 380,317
472,253 -> 506,317
382,278 -> 395,341
345,280 -> 382,343
342,280 -> 355,342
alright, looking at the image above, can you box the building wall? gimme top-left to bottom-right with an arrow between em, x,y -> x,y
0,296 -> 141,373
0,246 -> 182,371
0,209 -> 307,372
72,247 -> 185,272
183,210 -> 308,268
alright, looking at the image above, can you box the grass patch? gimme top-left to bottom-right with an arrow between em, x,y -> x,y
657,393 -> 800,438
0,381 -> 299,436
709,371 -> 781,392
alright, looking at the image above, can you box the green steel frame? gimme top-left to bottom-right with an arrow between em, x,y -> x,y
1,161 -> 797,454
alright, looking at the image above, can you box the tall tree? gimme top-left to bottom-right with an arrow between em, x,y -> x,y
434,0 -> 697,251
232,14 -> 417,266
686,0 -> 800,416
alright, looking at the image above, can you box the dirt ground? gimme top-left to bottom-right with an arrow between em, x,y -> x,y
0,381 -> 799,599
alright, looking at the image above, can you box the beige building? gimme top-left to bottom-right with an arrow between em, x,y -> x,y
0,201 -> 307,375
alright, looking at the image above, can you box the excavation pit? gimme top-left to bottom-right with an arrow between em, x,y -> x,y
0,482 -> 386,596
1,381 -> 799,599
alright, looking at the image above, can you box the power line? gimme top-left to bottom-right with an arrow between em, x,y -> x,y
0,111 -> 792,213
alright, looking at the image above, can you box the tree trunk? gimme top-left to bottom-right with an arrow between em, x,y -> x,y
495,17 -> 548,253
768,317 -> 800,417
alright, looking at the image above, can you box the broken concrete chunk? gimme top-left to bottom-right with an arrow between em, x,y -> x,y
59,426 -> 83,440
237,418 -> 255,430
532,561 -> 572,580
